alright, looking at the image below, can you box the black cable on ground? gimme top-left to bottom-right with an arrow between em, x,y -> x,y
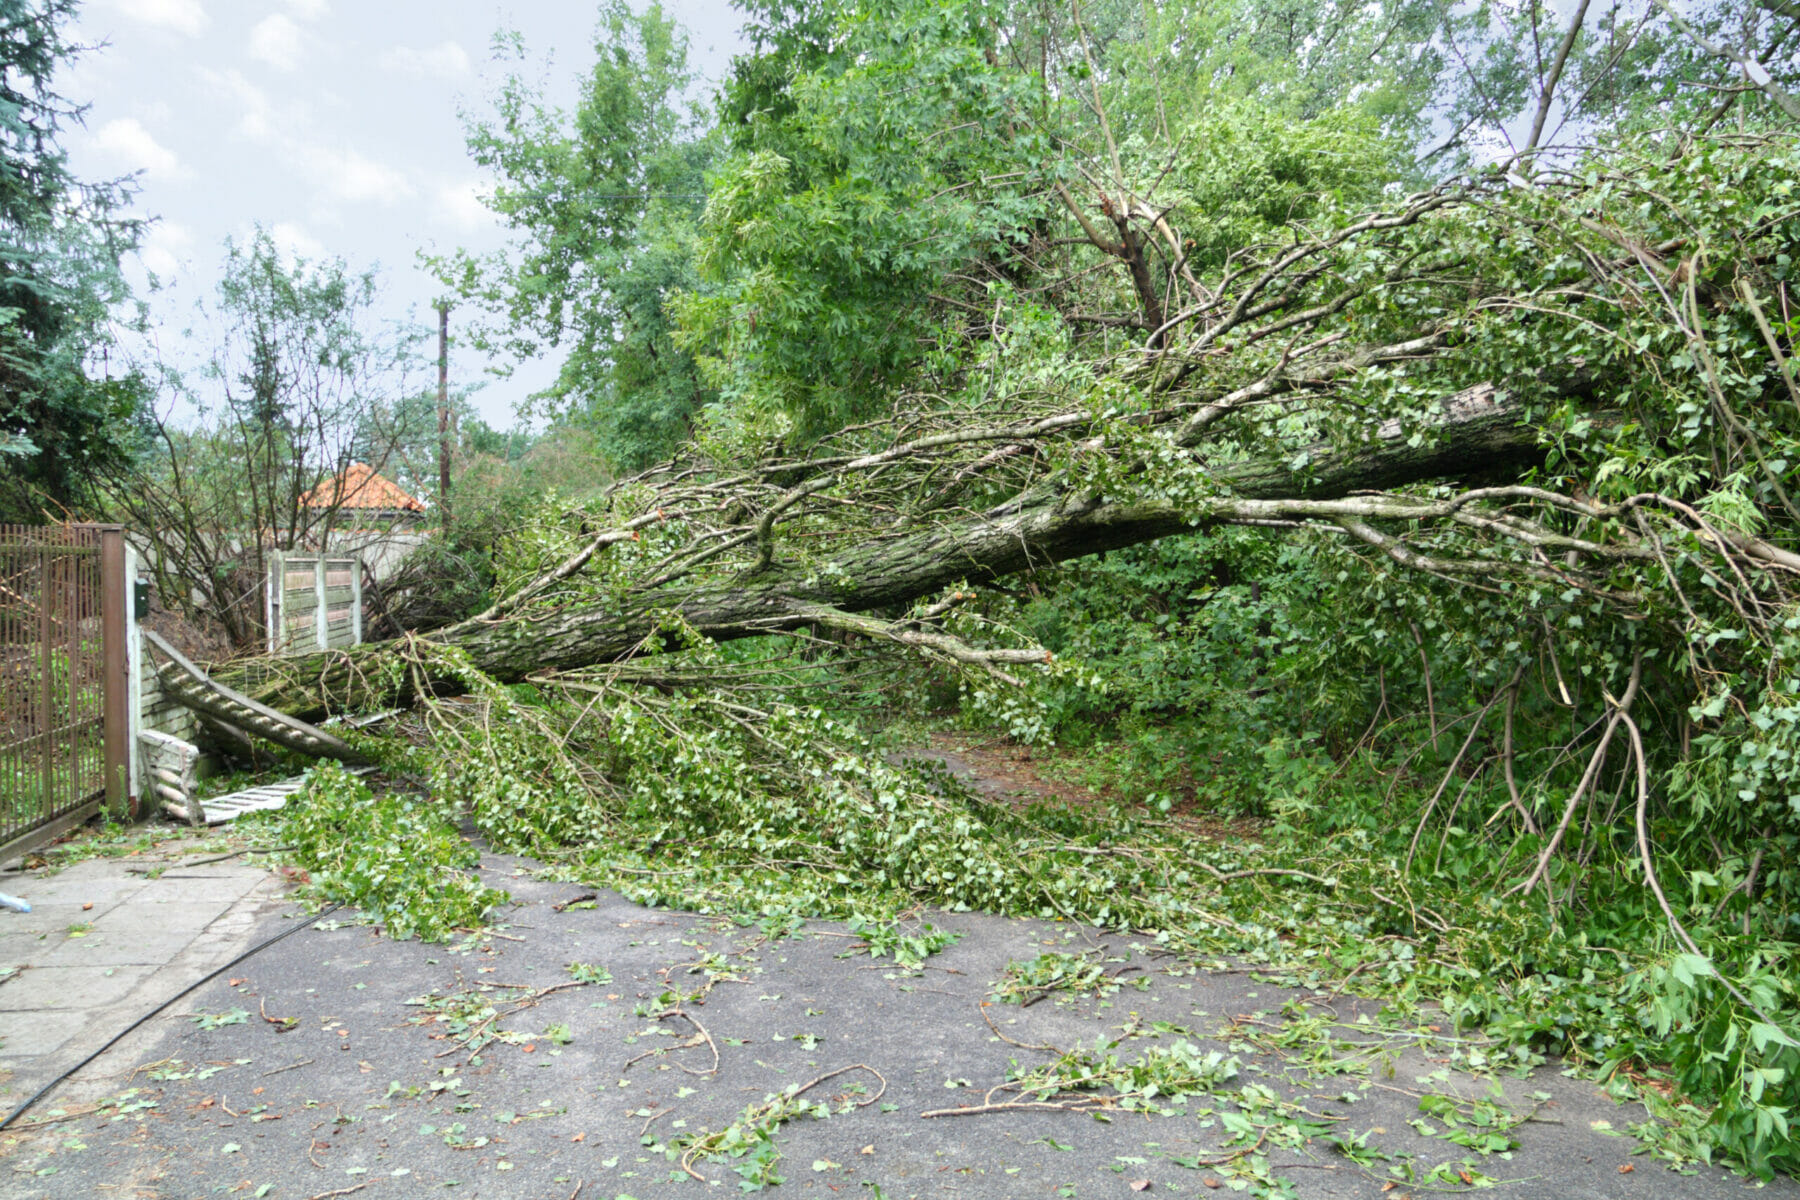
0,902 -> 346,1132
125,847 -> 295,874
181,847 -> 295,867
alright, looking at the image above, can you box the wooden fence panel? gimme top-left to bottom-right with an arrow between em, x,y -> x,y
266,552 -> 363,654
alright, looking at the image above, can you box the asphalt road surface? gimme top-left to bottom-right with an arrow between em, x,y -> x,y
0,848 -> 1788,1200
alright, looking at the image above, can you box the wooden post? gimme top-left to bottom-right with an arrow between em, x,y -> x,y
101,527 -> 130,818
437,302 -> 452,526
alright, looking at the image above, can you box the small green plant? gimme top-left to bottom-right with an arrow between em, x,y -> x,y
567,961 -> 613,984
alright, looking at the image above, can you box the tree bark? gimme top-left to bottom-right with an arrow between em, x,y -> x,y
214,384 -> 1549,721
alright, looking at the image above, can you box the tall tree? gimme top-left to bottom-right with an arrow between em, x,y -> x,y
0,0 -> 144,521
432,1 -> 714,472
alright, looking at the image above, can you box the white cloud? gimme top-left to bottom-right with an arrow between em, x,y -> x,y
113,0 -> 208,37
434,180 -> 491,233
201,69 -> 275,142
199,67 -> 408,210
94,118 -> 184,179
379,40 -> 472,79
138,222 -> 196,278
298,144 -> 414,206
249,14 -> 305,72
270,222 -> 326,265
285,0 -> 330,18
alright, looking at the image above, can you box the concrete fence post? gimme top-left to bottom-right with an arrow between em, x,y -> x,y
313,557 -> 329,652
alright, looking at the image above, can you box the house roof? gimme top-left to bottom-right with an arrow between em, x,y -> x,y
300,462 -> 426,513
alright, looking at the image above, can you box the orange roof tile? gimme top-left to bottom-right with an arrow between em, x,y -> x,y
300,462 -> 426,512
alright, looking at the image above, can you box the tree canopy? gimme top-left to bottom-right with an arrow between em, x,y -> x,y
431,0 -> 715,470
0,0 -> 144,521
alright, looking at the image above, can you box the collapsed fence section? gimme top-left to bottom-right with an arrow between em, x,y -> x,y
0,525 -> 129,862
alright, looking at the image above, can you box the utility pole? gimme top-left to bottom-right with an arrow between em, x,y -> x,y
436,302 -> 452,526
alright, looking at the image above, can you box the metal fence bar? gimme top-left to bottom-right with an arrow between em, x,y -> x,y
38,543 -> 53,815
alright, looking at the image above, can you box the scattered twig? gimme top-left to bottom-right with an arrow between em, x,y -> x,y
921,1097 -> 1108,1118
979,1001 -> 1060,1053
624,1007 -> 722,1076
304,1186 -> 366,1200
4,1106 -> 100,1130
261,1058 -> 314,1077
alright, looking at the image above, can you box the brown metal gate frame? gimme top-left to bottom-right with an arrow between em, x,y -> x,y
0,524 -> 130,863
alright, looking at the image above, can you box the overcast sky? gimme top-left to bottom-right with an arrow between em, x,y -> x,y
64,0 -> 747,428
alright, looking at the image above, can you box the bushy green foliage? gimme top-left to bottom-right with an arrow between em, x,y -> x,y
675,0 -> 1054,442
1001,521 -> 1800,1178
280,764 -> 508,941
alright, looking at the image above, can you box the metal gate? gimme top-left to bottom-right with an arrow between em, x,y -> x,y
0,524 -> 130,862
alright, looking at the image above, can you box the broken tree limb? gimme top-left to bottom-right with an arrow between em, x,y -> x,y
794,603 -> 1051,684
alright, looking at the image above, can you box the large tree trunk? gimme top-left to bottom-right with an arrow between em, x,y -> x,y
216,386 -> 1545,721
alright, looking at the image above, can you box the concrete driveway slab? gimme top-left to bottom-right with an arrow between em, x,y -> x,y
0,833 -> 290,1120
0,965 -> 156,1012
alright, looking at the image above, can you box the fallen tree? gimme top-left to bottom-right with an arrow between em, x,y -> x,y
215,375 -> 1555,721
172,132 -> 1800,1179
204,141 -> 1796,769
